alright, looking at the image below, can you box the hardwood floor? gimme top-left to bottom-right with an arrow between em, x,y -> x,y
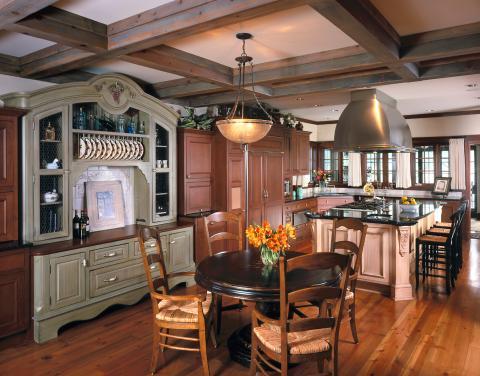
1,240 -> 479,375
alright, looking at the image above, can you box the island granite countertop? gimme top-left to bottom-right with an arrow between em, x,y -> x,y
305,199 -> 443,226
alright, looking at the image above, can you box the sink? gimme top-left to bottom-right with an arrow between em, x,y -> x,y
365,213 -> 391,218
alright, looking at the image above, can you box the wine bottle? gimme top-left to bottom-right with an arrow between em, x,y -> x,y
84,211 -> 90,236
79,211 -> 86,239
78,107 -> 86,130
73,210 -> 80,239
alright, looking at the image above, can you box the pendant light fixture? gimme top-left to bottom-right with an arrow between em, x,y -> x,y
216,33 -> 273,247
216,33 -> 273,144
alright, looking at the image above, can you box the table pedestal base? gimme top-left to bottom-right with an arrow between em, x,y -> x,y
227,324 -> 252,368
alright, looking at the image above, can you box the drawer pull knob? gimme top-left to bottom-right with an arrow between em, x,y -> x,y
81,259 -> 87,267
104,276 -> 118,283
150,265 -> 156,270
104,252 -> 118,257
170,240 -> 176,244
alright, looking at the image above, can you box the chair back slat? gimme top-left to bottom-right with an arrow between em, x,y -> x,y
138,226 -> 169,296
287,317 -> 336,332
332,240 -> 359,254
202,211 -> 243,256
287,285 -> 342,303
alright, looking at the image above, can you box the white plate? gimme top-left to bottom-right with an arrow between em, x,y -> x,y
132,140 -> 140,160
79,137 -> 86,159
119,139 -> 127,159
137,141 -> 144,160
113,139 -> 122,159
104,138 -> 113,160
128,140 -> 136,160
99,137 -> 108,159
93,137 -> 103,159
84,137 -> 93,159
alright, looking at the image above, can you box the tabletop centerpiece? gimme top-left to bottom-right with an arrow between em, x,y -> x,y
246,221 -> 296,266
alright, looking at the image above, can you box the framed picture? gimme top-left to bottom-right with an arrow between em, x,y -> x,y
432,177 -> 452,195
86,180 -> 125,232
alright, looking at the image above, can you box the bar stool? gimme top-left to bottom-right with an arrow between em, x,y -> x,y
415,209 -> 462,294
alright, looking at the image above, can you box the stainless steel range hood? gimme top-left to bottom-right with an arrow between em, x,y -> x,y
334,89 -> 413,152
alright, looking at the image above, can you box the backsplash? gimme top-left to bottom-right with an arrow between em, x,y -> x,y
72,166 -> 135,224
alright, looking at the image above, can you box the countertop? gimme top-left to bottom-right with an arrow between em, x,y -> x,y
31,222 -> 193,256
305,199 -> 442,226
285,192 -> 352,203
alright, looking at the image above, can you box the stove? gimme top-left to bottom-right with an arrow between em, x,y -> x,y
335,200 -> 384,212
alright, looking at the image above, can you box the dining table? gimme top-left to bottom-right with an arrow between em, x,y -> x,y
194,249 -> 342,367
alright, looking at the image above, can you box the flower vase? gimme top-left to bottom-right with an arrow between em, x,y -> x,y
260,244 -> 280,266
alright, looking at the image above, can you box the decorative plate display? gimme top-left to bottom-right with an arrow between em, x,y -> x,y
128,139 -> 137,160
119,139 -> 127,159
124,139 -> 132,160
133,140 -> 140,159
79,137 -> 87,159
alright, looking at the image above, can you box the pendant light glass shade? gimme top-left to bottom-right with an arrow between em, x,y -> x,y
217,33 -> 272,145
216,118 -> 272,144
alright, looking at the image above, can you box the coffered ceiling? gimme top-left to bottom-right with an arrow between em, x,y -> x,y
0,0 -> 479,120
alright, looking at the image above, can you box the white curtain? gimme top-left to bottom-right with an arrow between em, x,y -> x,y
395,153 -> 412,188
449,138 -> 466,190
348,153 -> 362,187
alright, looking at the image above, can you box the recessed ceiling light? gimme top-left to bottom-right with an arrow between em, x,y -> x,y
314,104 -> 320,107
466,83 -> 478,88
296,97 -> 304,101
425,109 -> 435,112
331,108 -> 339,112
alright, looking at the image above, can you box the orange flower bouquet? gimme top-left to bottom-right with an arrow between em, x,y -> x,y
246,221 -> 296,266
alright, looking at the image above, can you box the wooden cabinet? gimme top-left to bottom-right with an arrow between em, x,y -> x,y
283,129 -> 310,177
178,129 -> 214,215
249,151 -> 284,227
0,248 -> 29,338
32,224 -> 194,343
0,109 -> 23,244
284,198 -> 318,253
49,252 -> 87,310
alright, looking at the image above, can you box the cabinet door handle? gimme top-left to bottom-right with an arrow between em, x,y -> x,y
265,190 -> 269,198
150,264 -> 156,270
103,251 -> 117,258
170,240 -> 176,244
187,174 -> 191,178
81,259 -> 87,267
103,276 -> 118,283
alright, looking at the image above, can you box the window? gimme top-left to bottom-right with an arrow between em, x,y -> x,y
365,152 -> 383,183
322,149 -> 338,182
415,146 -> 435,184
342,152 -> 349,184
387,152 -> 397,185
440,145 -> 450,177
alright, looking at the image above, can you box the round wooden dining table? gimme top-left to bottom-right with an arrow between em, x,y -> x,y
195,249 -> 341,367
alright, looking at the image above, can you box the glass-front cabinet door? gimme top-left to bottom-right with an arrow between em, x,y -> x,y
33,106 -> 69,241
153,122 -> 172,222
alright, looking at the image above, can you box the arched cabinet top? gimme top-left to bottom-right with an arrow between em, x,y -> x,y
0,73 -> 179,127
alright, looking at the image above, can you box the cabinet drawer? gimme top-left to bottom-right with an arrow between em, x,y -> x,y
89,243 -> 129,266
133,236 -> 167,257
89,262 -> 146,298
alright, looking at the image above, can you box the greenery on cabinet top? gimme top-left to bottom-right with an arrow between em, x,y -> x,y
72,102 -> 148,135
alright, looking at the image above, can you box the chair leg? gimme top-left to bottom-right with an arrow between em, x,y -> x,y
151,328 -> 161,375
317,357 -> 325,373
445,247 -> 451,295
216,294 -> 223,335
199,329 -> 210,376
249,332 -> 258,376
161,328 -> 169,352
415,241 -> 420,289
349,302 -> 359,344
209,321 -> 218,349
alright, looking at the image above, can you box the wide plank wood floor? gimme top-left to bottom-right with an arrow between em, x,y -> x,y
1,239 -> 479,375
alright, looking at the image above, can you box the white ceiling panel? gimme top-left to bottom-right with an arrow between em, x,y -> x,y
0,31 -> 55,57
286,75 -> 480,121
83,60 -> 182,83
371,0 -> 480,36
167,6 -> 357,67
55,0 -> 173,24
0,75 -> 55,96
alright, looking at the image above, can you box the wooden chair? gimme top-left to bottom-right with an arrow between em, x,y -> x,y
138,227 -> 217,376
202,211 -> 244,334
250,252 -> 353,376
329,218 -> 368,344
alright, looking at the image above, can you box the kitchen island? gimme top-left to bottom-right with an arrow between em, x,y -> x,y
307,199 -> 443,300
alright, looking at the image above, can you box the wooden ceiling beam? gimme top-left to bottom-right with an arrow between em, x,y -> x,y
309,0 -> 419,80
0,0 -> 57,29
0,53 -> 21,76
107,0 -> 309,54
7,6 -> 107,53
123,45 -> 233,86
154,79 -> 226,98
